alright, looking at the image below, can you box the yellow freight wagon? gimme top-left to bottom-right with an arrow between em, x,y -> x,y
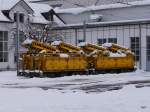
19,38 -> 135,77
41,55 -> 87,73
94,55 -> 135,71
79,42 -> 135,73
20,53 -> 87,77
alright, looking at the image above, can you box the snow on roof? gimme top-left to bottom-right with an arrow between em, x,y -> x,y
53,18 -> 150,29
55,7 -> 87,15
0,11 -> 10,22
0,0 -> 33,22
28,3 -> 52,24
30,14 -> 50,24
0,0 -> 52,24
27,0 -> 34,1
0,0 -> 20,10
55,0 -> 150,15
0,0 -> 32,10
53,15 -> 65,26
29,3 -> 52,14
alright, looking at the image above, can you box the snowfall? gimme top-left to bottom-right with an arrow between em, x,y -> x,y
0,70 -> 150,112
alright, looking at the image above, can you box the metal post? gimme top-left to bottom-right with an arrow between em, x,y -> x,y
83,20 -> 86,42
16,12 -> 20,76
139,24 -> 142,69
75,29 -> 78,45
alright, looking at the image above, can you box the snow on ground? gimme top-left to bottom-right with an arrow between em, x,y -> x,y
0,85 -> 150,112
1,70 -> 150,91
0,70 -> 150,112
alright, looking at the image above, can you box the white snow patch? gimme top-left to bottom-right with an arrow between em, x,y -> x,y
90,14 -> 103,21
23,38 -> 34,44
78,42 -> 88,47
30,15 -> 50,24
55,7 -> 87,15
28,3 -> 52,24
102,43 -> 112,47
53,15 -> 65,26
39,50 -> 46,53
109,52 -> 126,57
0,11 -> 10,22
59,53 -> 69,58
0,0 -> 19,10
51,40 -> 62,46
0,70 -> 149,112
0,84 -> 150,112
29,3 -> 52,13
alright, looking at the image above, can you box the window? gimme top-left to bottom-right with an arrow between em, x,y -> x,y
0,31 -> 8,62
130,37 -> 140,61
14,31 -> 25,63
14,31 -> 25,43
97,38 -> 106,45
19,13 -> 24,23
14,13 -> 17,22
78,39 -> 84,43
14,13 -> 24,23
14,55 -> 17,63
19,31 -> 25,42
108,38 -> 117,43
35,31 -> 42,39
147,36 -> 150,61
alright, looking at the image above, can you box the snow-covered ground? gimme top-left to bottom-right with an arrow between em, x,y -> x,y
0,70 -> 150,112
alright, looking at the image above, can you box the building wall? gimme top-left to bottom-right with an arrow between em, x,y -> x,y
0,22 -> 13,70
53,23 -> 150,71
10,1 -> 32,33
6,2 -> 33,70
0,1 -> 46,70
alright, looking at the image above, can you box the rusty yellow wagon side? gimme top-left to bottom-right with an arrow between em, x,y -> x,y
94,54 -> 135,72
20,53 -> 87,77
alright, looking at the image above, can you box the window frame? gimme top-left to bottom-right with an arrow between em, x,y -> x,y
0,31 -> 8,62
130,37 -> 140,61
146,36 -> 150,61
14,13 -> 24,23
97,38 -> 107,45
108,38 -> 117,43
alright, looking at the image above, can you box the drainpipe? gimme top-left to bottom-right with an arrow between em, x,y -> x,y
139,24 -> 142,69
83,20 -> 86,42
16,12 -> 20,76
75,29 -> 78,45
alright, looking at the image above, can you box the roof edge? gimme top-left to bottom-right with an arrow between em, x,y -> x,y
52,18 -> 150,30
